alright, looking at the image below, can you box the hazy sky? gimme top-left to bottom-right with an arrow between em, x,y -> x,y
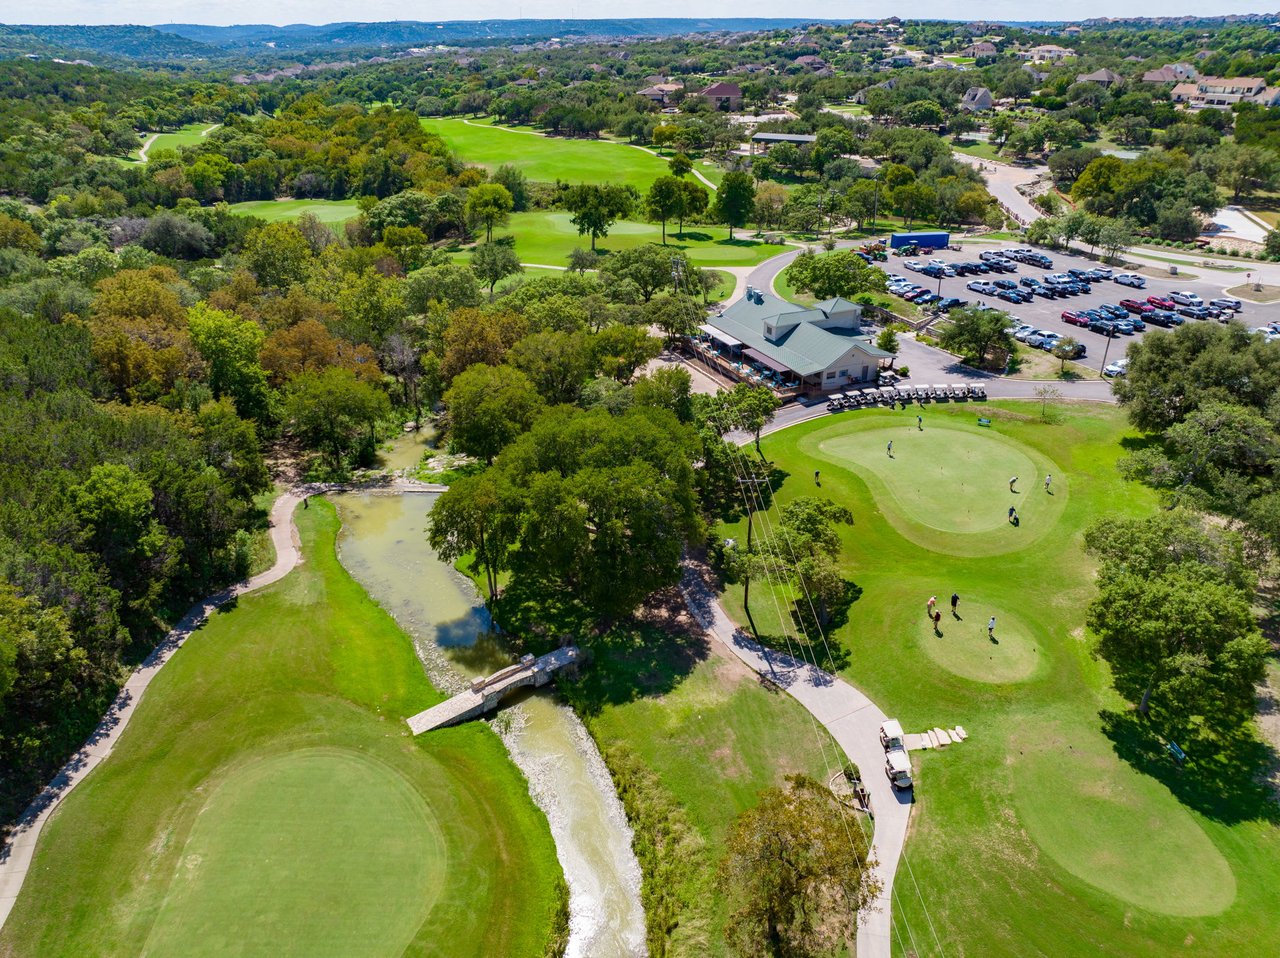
0,1 -> 1271,26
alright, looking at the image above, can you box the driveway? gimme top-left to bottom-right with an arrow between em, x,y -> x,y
951,153 -> 1046,225
1204,206 -> 1270,244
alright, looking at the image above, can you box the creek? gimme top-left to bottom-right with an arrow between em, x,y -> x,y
331,482 -> 646,958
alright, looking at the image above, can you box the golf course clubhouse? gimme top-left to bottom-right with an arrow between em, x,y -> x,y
690,288 -> 893,398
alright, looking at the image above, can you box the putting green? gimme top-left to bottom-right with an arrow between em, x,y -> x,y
915,603 -> 1043,684
1010,724 -> 1237,917
807,419 -> 1066,555
142,747 -> 445,956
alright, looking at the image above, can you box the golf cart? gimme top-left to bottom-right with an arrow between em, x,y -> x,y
880,719 -> 913,791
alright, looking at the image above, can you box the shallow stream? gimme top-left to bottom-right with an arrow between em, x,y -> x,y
331,485 -> 646,958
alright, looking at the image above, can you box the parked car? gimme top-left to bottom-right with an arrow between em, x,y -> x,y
1054,340 -> 1086,359
967,281 -> 997,295
915,293 -> 942,305
1170,290 -> 1204,307
1061,310 -> 1089,327
979,251 -> 1007,262
1211,297 -> 1243,312
1044,273 -> 1072,285
1103,357 -> 1130,377
1099,303 -> 1128,319
997,289 -> 1029,304
904,260 -> 924,272
987,259 -> 1017,273
1013,324 -> 1038,341
1091,266 -> 1114,278
1089,318 -> 1118,334
1146,295 -> 1175,310
937,297 -> 968,311
1085,269 -> 1112,282
1114,273 -> 1146,288
1019,277 -> 1042,289
1179,305 -> 1210,320
1128,315 -> 1146,332
992,278 -> 1018,290
1112,318 -> 1136,334
903,288 -> 931,301
1032,286 -> 1059,299
1119,299 -> 1153,314
1026,329 -> 1057,348
1147,310 -> 1182,327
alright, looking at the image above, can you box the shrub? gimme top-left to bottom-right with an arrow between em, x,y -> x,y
897,365 -> 910,376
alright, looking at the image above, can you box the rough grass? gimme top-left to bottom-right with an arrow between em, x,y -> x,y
0,500 -> 562,958
717,404 -> 1280,956
228,199 -> 362,223
422,116 -> 672,190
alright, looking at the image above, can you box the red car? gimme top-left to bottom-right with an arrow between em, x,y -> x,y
1061,310 -> 1089,327
1147,295 -> 1175,310
1120,298 -> 1154,314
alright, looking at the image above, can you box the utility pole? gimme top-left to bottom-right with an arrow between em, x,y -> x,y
1099,323 -> 1116,370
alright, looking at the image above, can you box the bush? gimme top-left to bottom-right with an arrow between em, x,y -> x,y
897,365 -> 910,376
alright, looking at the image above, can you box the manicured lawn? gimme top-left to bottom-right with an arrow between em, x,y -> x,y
228,199 -> 362,223
422,117 -> 672,190
0,501 -> 562,958
717,404 -> 1280,956
949,136 -> 1002,162
477,210 -> 783,268
144,122 -> 219,157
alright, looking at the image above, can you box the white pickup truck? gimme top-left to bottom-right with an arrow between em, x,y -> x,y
880,719 -> 913,791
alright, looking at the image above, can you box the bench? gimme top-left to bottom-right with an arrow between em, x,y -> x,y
977,417 -> 991,427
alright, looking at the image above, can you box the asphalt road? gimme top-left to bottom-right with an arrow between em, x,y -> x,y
892,243 -> 1280,371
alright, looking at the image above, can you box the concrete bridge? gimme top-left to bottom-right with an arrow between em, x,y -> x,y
407,646 -> 582,734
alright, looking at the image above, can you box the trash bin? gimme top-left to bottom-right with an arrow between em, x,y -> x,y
1169,264 -> 1178,276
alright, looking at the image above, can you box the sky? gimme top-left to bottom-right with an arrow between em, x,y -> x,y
0,1 -> 1272,26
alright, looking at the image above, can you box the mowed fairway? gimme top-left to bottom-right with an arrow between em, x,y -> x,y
422,117 -> 671,190
229,198 -> 362,223
719,403 -> 1280,956
0,501 -> 562,958
483,211 -> 781,268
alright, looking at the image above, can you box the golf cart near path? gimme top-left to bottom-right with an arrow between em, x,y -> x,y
880,719 -> 914,791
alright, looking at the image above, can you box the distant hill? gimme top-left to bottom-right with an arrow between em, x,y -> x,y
3,23 -> 219,60
153,18 -> 820,51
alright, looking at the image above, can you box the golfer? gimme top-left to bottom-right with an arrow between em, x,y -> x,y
887,440 -> 893,457
988,615 -> 996,637
1045,474 -> 1052,493
1009,476 -> 1018,492
917,414 -> 923,430
927,595 -> 937,616
815,470 -> 820,484
951,592 -> 959,613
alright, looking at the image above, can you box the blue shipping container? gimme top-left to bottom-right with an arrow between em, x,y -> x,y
890,231 -> 950,249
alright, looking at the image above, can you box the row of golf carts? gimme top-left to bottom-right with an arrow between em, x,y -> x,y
826,382 -> 987,411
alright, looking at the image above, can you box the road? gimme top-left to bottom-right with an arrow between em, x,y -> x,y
951,153 -> 1047,225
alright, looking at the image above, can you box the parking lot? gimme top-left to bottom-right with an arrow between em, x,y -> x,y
886,241 -> 1280,371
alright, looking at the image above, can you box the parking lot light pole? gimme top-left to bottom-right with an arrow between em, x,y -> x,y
1100,324 -> 1116,370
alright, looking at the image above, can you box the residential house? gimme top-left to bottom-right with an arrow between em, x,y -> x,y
1022,62 -> 1050,83
697,289 -> 891,394
962,41 -> 999,59
959,86 -> 995,111
697,81 -> 743,111
638,82 -> 683,106
1142,63 -> 1197,83
1171,76 -> 1280,109
853,78 -> 896,104
1019,44 -> 1075,62
793,54 -> 830,71
1075,68 -> 1123,87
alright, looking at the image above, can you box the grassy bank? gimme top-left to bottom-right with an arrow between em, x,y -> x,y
1,500 -> 563,958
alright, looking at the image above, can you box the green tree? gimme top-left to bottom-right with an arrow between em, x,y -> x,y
471,239 -> 524,300
714,171 -> 756,240
784,249 -> 889,301
285,367 -> 391,471
564,183 -> 636,250
876,326 -> 900,368
243,222 -> 312,289
938,307 -> 1014,368
186,303 -> 271,421
592,324 -> 663,382
721,775 -> 878,958
607,244 -> 682,302
508,330 -> 595,404
428,470 -> 520,603
668,152 -> 693,178
676,179 -> 709,238
444,364 -> 545,463
465,183 -> 515,242
705,381 -> 782,454
645,175 -> 684,244
1052,336 -> 1082,372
